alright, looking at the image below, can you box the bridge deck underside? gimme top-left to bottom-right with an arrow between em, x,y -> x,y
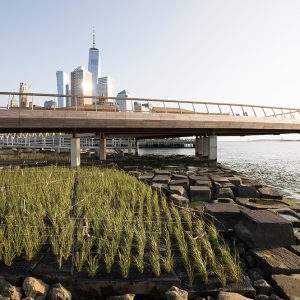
0,110 -> 300,137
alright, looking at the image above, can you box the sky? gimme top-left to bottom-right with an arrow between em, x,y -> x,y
1,0 -> 300,110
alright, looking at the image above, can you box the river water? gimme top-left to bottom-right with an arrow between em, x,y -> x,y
139,141 -> 300,201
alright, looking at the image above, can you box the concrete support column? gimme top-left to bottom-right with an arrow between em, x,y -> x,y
71,137 -> 80,167
99,134 -> 106,161
128,138 -> 132,154
203,137 -> 209,157
135,139 -> 139,156
195,136 -> 203,157
208,135 -> 217,161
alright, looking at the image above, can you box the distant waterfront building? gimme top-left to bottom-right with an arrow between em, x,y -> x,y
70,66 -> 93,106
88,29 -> 100,97
44,100 -> 57,109
134,101 -> 151,112
97,76 -> 114,103
19,82 -> 29,107
116,90 -> 131,111
56,71 -> 70,108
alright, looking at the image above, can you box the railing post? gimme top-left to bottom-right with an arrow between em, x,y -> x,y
262,107 -> 267,117
205,104 -> 209,113
178,102 -> 182,114
192,103 -> 196,113
230,105 -> 234,116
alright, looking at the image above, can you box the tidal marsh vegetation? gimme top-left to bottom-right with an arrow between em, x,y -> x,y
0,166 -> 240,287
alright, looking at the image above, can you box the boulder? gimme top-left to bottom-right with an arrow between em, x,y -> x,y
209,175 -> 230,184
47,284 -> 71,300
216,187 -> 234,199
165,286 -> 188,300
190,186 -> 211,202
0,279 -> 11,293
237,185 -> 260,198
1,286 -> 22,300
217,291 -> 252,300
23,277 -> 49,300
271,274 -> 300,300
258,187 -> 283,200
106,295 -> 135,300
253,279 -> 273,295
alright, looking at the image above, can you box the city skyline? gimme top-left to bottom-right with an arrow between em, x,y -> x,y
1,1 -> 300,109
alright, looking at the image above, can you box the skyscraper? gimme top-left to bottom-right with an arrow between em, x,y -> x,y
70,66 -> 93,106
88,29 -> 100,97
56,71 -> 70,108
116,90 -> 131,111
19,82 -> 29,108
97,76 -> 114,103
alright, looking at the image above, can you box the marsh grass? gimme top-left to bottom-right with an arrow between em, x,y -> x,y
0,166 -> 240,287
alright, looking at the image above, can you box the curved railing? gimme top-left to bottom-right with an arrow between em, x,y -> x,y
0,91 -> 299,119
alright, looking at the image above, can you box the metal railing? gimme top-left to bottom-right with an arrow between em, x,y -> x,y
1,91 -> 300,119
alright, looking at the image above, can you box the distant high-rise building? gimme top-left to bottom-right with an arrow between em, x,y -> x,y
19,82 -> 29,107
88,29 -> 100,97
56,71 -> 70,108
70,66 -> 93,106
116,90 -> 131,111
97,76 -> 114,103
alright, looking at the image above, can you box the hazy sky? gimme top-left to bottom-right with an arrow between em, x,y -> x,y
1,0 -> 300,109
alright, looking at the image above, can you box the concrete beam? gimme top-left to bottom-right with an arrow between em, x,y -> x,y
128,139 -> 133,154
208,135 -> 217,161
71,137 -> 80,167
203,137 -> 209,157
99,135 -> 106,160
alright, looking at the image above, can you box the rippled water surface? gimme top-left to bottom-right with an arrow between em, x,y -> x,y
139,141 -> 300,201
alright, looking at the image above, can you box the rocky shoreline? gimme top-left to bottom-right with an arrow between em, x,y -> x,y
0,154 -> 300,299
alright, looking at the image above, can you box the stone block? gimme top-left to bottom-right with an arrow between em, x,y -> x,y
190,186 -> 211,202
252,247 -> 300,275
204,202 -> 240,229
138,175 -> 154,183
238,185 -> 260,198
194,180 -> 212,187
216,187 -> 234,199
258,186 -> 283,200
127,171 -> 141,178
171,174 -> 188,180
151,183 -> 169,195
227,176 -> 242,186
170,194 -> 189,206
169,179 -> 189,189
152,175 -> 170,184
169,186 -> 186,196
154,169 -> 171,176
234,208 -> 295,249
271,274 -> 300,300
189,175 -> 210,185
210,175 -> 230,184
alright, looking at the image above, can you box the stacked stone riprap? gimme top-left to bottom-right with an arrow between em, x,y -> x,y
0,277 -> 71,300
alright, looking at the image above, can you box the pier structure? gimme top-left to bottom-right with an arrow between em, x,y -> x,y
0,91 -> 300,166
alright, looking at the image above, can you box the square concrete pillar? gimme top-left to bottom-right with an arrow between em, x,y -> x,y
99,137 -> 106,160
71,137 -> 80,167
135,139 -> 139,156
128,138 -> 133,154
195,136 -> 203,157
208,135 -> 217,161
203,137 -> 209,157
